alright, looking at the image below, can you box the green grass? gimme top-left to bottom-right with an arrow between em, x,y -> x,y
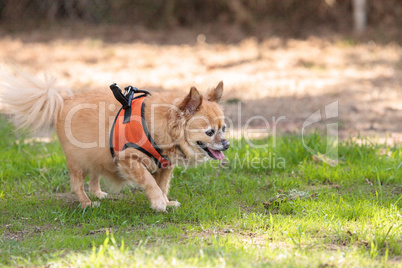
0,115 -> 401,267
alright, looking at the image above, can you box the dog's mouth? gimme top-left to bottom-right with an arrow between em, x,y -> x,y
196,141 -> 225,160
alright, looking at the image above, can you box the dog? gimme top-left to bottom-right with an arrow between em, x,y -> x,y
0,70 -> 230,211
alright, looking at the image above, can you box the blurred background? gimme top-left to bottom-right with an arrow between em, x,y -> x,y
0,0 -> 401,142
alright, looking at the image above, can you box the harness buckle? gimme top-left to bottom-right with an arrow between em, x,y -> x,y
110,83 -> 151,110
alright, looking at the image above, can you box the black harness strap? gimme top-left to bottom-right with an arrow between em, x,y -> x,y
110,83 -> 129,108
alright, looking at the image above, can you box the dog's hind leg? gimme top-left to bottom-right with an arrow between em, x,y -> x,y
89,173 -> 108,199
66,161 -> 92,208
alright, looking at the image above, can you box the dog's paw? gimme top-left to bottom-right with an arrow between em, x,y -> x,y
80,201 -> 100,209
92,191 -> 108,199
167,201 -> 181,207
150,198 -> 167,212
81,201 -> 92,209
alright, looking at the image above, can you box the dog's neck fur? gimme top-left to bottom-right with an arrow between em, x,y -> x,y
143,94 -> 199,166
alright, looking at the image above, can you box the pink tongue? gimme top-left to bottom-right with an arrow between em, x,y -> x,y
207,148 -> 225,160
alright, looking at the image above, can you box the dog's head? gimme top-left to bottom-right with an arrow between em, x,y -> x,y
177,81 -> 230,162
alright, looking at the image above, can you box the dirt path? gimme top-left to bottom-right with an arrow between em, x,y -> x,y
0,25 -> 401,143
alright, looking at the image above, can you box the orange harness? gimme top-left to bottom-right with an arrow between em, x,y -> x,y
110,95 -> 171,168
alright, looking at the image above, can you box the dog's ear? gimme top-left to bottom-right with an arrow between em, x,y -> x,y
179,87 -> 203,114
206,81 -> 223,102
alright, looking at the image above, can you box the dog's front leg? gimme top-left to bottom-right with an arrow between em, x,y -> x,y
117,156 -> 167,212
153,167 -> 180,207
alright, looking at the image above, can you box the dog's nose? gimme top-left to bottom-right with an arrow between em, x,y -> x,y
222,140 -> 230,151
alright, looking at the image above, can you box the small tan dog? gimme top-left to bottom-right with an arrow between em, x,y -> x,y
1,71 -> 229,211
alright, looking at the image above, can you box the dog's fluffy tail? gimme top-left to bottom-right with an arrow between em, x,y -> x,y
0,68 -> 72,132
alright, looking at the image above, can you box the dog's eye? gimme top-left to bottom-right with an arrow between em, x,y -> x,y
205,129 -> 215,136
222,126 -> 226,132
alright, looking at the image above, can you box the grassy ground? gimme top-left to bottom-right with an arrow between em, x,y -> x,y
0,115 -> 401,267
